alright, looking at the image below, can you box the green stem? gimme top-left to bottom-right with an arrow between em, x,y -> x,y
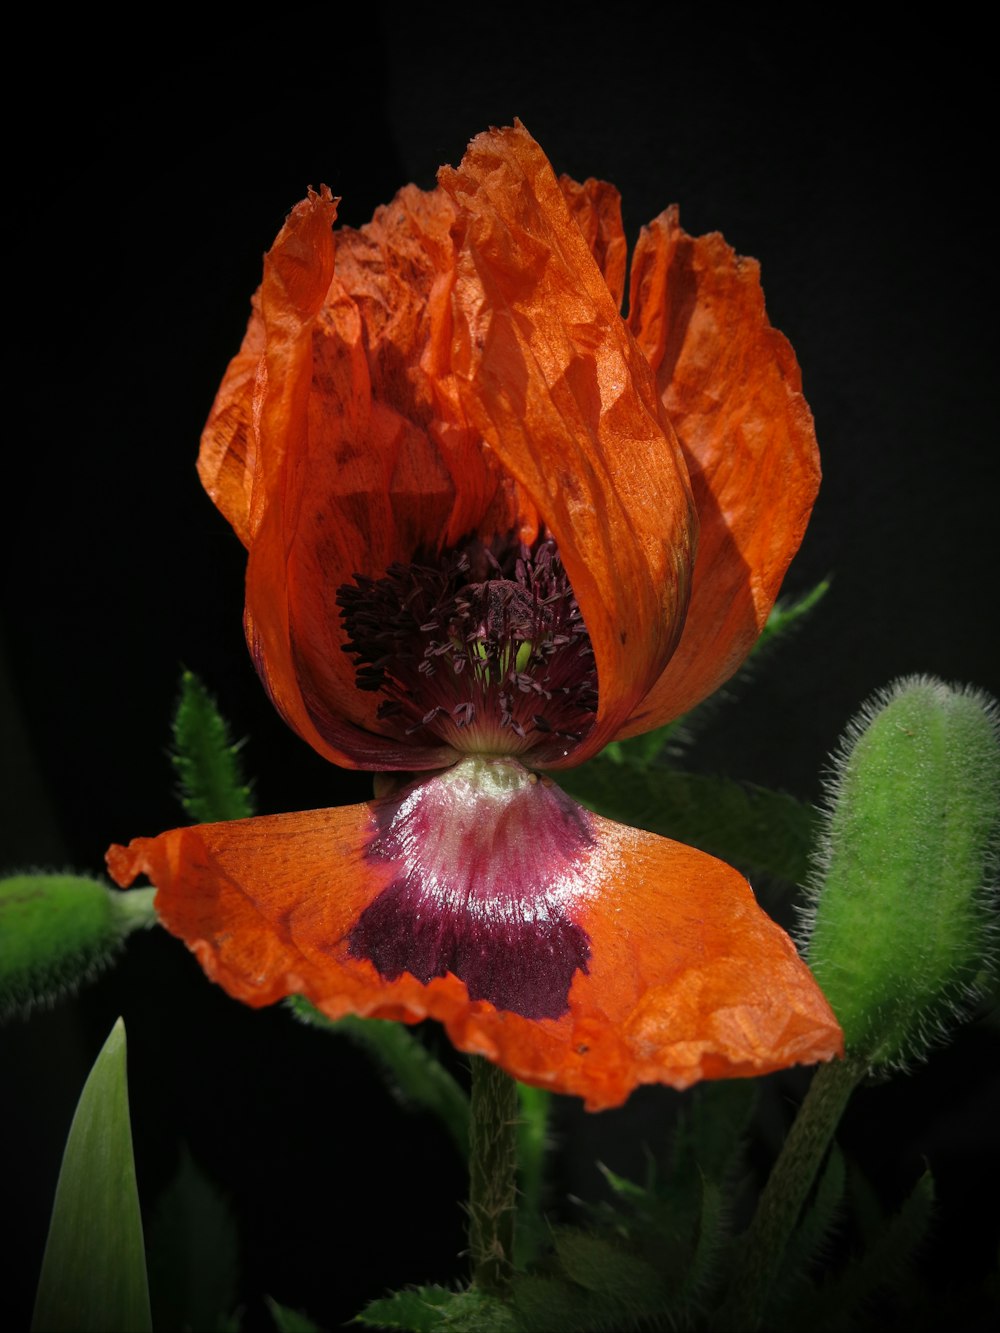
468,1056 -> 519,1294
720,1056 -> 865,1330
109,886 -> 158,935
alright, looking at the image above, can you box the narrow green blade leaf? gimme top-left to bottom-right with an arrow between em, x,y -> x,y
148,1146 -> 238,1333
561,762 -> 818,884
32,1018 -> 151,1333
287,997 -> 470,1159
265,1296 -> 324,1332
172,669 -> 254,823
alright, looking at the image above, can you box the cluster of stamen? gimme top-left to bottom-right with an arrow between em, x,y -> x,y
337,535 -> 597,759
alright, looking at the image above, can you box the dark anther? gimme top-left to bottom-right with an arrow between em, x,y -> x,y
337,533 -> 597,758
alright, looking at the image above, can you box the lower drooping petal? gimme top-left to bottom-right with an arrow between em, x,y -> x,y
106,765 -> 842,1111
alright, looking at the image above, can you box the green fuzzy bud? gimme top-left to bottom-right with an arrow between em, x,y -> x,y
803,676 -> 999,1070
1,874 -> 156,1019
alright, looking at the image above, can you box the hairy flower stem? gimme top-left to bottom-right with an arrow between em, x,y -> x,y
720,1055 -> 865,1330
468,1056 -> 519,1294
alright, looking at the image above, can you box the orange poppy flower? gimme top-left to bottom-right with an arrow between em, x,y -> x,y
107,122 -> 841,1109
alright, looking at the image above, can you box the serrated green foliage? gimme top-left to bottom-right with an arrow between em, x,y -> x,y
767,1145 -> 846,1326
671,1176 -> 728,1316
512,1275 -> 593,1332
172,669 -> 254,823
846,1157 -> 886,1252
513,1240 -> 662,1332
553,1229 -> 661,1306
672,1080 -> 758,1192
148,1146 -> 239,1333
600,1167 -> 728,1319
532,1087 -> 759,1330
1,873 -> 156,1019
820,1169 -> 935,1325
753,579 -> 830,658
266,1295 -> 324,1331
32,1018 -> 151,1333
355,1284 -> 515,1332
599,579 -> 830,770
592,1091 -> 751,1311
560,762 -> 818,884
717,1057 -> 863,1332
287,996 -> 469,1158
805,676 -> 1000,1069
774,1168 -> 935,1331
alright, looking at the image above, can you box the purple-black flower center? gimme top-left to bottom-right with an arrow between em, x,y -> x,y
338,535 -> 597,762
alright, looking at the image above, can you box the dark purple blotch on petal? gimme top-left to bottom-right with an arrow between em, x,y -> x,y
347,758 -> 594,1019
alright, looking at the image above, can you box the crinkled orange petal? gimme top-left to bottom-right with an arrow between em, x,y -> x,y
438,124 -> 697,765
197,293 -> 265,548
225,188 -> 458,770
558,175 -> 628,312
106,799 -> 841,1112
622,207 -> 821,734
271,186 -> 543,766
205,182 -> 544,770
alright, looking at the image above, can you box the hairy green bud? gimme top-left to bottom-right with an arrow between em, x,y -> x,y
803,676 -> 999,1070
1,874 -> 156,1019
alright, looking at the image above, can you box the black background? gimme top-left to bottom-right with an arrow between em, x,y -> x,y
3,11 -> 998,1330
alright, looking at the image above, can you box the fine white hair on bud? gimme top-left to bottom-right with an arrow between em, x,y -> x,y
800,675 -> 999,1073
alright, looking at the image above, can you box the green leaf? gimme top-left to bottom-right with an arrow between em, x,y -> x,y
810,1170 -> 935,1327
767,1144 -> 847,1326
551,1229 -> 661,1308
148,1146 -> 239,1333
1,873 -> 156,1020
600,580 -> 830,769
172,669 -> 254,823
752,578 -> 831,659
287,997 -> 470,1159
512,1232 -> 663,1330
512,1275 -> 592,1332
355,1284 -> 514,1332
598,718 -> 685,768
694,1176 -> 731,1298
32,1018 -> 151,1333
590,1089 -> 748,1316
560,762 -> 818,884
674,1079 -> 758,1190
266,1296 -> 324,1332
